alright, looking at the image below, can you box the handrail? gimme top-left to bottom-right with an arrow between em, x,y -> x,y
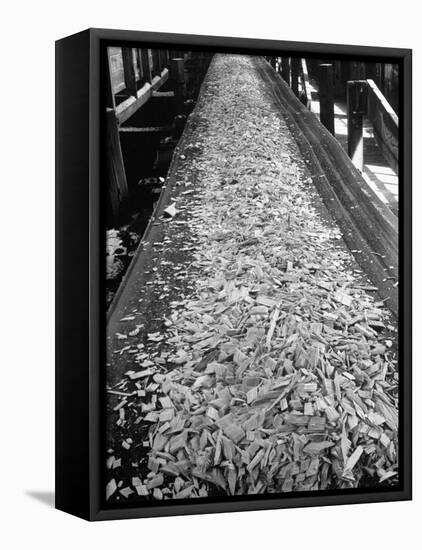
366,79 -> 399,173
269,56 -> 399,175
299,59 -> 313,110
347,79 -> 398,173
276,56 -> 313,109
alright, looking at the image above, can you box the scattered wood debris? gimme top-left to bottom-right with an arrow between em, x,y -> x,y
106,55 -> 398,502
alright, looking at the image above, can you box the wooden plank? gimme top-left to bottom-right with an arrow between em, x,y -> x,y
119,125 -> 173,134
367,79 -> 399,173
115,69 -> 169,124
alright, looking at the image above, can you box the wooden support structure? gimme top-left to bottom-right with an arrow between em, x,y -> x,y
291,58 -> 300,97
115,69 -> 169,125
122,48 -> 138,98
318,63 -> 335,135
281,58 -> 290,86
151,50 -> 161,77
141,49 -> 152,84
105,109 -> 128,223
171,57 -> 185,116
347,80 -> 368,171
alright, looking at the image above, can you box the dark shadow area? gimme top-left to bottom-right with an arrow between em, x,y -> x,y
26,490 -> 55,508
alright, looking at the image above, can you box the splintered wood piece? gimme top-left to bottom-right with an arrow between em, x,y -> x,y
135,485 -> 149,496
163,203 -> 178,218
106,479 -> 117,500
303,440 -> 335,455
343,445 -> 364,473
127,368 -> 154,380
223,423 -> 245,444
146,473 -> 164,490
266,307 -> 280,349
119,487 -> 135,498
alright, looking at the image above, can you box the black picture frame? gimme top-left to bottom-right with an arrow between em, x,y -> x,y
55,28 -> 412,521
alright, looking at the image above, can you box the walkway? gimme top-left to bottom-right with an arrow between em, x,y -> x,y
106,55 -> 399,504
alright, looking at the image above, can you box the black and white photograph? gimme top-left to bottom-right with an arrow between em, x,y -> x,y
104,44 -> 403,506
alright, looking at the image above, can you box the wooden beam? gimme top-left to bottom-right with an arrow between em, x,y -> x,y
152,91 -> 175,98
367,78 -> 399,173
318,63 -> 335,135
105,50 -> 116,110
151,50 -> 161,77
105,108 -> 128,224
281,58 -> 290,86
171,58 -> 185,115
347,80 -> 368,171
291,57 -> 300,97
119,125 -> 173,134
141,49 -> 152,84
122,48 -> 137,98
300,58 -> 312,110
115,69 -> 169,125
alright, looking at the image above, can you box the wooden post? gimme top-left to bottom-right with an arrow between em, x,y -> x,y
291,58 -> 300,97
106,109 -> 128,224
171,58 -> 185,115
151,50 -> 161,77
122,48 -> 137,98
140,49 -> 151,84
318,63 -> 335,135
347,80 -> 368,171
105,51 -> 116,110
281,58 -> 290,86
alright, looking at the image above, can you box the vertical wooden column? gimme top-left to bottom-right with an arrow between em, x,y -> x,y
347,80 -> 368,171
281,58 -> 290,86
291,57 -> 300,97
122,48 -> 137,97
104,50 -> 128,224
106,109 -> 128,224
151,50 -> 161,77
140,49 -> 152,84
318,63 -> 335,135
171,57 -> 185,115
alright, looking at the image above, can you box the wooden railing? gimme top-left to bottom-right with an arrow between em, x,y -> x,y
268,56 -> 313,109
347,78 -> 398,172
105,46 -> 186,223
366,79 -> 399,173
106,47 -> 185,124
269,57 -> 398,174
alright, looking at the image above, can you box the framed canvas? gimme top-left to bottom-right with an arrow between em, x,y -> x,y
55,28 -> 412,521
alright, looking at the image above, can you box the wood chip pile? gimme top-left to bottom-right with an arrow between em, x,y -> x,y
106,55 -> 398,503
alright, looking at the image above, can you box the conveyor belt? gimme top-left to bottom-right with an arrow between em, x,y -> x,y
105,55 -> 399,504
